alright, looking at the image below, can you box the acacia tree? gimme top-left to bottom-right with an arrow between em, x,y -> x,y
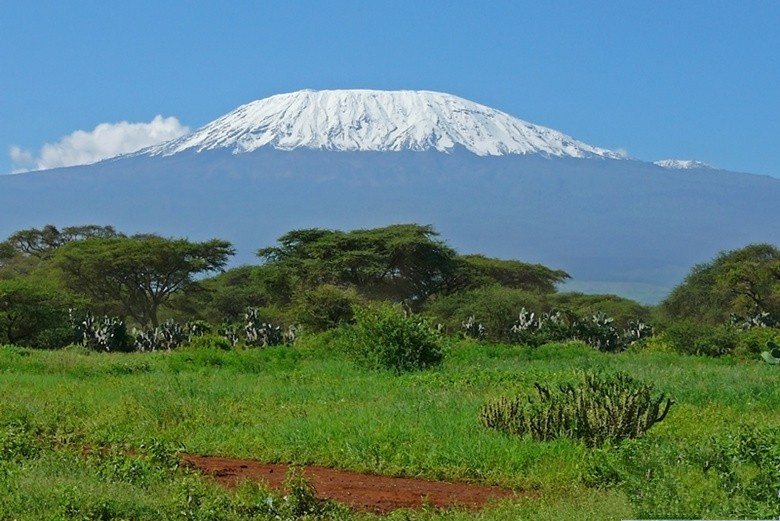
662,243 -> 780,324
2,224 -> 121,259
0,279 -> 72,347
257,224 -> 458,304
55,235 -> 234,326
451,254 -> 570,293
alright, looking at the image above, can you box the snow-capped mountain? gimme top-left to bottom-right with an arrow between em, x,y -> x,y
142,89 -> 623,159
2,90 -> 779,304
654,159 -> 716,170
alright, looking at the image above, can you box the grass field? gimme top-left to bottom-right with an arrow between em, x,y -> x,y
2,338 -> 780,520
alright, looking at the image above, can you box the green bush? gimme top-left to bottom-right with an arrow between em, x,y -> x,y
481,370 -> 673,447
662,321 -> 739,356
424,286 -> 545,340
0,279 -> 73,348
290,284 -> 360,332
186,334 -> 233,351
734,327 -> 780,358
71,312 -> 134,353
347,304 -> 445,374
584,427 -> 780,519
549,292 -> 651,331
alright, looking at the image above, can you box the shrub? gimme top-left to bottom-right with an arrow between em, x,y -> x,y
584,427 -> 780,519
734,327 -> 780,358
572,312 -> 622,352
480,370 -> 673,447
70,311 -> 133,352
186,334 -> 233,351
509,308 -> 573,347
243,307 -> 293,347
424,286 -> 546,340
290,284 -> 360,332
662,321 -> 739,356
460,315 -> 486,340
0,279 -> 73,348
132,319 -> 212,352
347,304 -> 445,374
631,335 -> 675,353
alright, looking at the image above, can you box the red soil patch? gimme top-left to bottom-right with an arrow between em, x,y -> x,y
183,454 -> 518,514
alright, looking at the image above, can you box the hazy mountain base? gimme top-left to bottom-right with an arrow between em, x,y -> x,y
2,149 -> 778,304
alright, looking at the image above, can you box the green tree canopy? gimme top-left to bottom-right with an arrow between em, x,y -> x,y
195,264 -> 295,323
2,224 -> 121,259
0,279 -> 73,347
452,254 -> 570,293
258,224 -> 458,304
54,235 -> 234,326
662,243 -> 780,324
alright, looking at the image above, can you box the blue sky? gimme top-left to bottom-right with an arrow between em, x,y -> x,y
2,1 -> 778,176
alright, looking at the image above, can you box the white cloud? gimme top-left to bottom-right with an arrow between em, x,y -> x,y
9,115 -> 189,172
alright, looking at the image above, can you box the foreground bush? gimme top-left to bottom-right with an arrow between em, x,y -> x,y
481,370 -> 673,447
661,321 -> 739,356
584,427 -> 780,519
347,304 -> 445,374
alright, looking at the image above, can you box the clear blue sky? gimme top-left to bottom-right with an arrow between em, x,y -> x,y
2,1 -> 778,176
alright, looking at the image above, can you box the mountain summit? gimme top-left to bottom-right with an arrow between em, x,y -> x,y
142,89 -> 623,159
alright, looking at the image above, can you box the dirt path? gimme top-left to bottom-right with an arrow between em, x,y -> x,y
183,454 -> 518,514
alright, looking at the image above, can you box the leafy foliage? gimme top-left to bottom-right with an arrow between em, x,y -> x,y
460,315 -> 486,340
55,235 -> 234,327
481,370 -> 673,447
258,224 -> 458,304
425,286 -> 548,339
347,304 -> 445,373
584,428 -> 780,519
0,279 -> 72,347
451,254 -> 569,293
506,307 -> 651,351
197,264 -> 294,323
186,334 -> 233,351
761,340 -> 780,364
662,243 -> 780,325
243,307 -> 285,347
572,312 -> 623,352
508,308 -> 572,346
1,224 -> 121,260
660,321 -> 740,357
70,311 -> 133,352
289,284 -> 360,332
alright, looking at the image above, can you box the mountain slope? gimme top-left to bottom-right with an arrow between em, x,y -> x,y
2,90 -> 778,304
142,89 -> 623,159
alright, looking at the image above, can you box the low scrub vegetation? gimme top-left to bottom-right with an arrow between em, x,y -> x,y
481,370 -> 673,447
346,304 -> 445,374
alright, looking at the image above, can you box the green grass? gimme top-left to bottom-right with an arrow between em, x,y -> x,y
1,340 -> 779,519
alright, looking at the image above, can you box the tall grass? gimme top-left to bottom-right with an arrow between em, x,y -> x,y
1,339 -> 779,519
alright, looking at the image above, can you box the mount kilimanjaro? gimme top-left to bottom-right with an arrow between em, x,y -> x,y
2,89 -> 779,303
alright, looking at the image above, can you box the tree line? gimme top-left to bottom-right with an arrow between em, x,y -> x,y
0,222 -> 777,355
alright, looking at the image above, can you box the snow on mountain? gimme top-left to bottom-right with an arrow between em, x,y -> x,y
142,89 -> 623,159
654,159 -> 716,170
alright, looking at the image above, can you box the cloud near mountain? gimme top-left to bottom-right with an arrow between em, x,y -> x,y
9,115 -> 189,172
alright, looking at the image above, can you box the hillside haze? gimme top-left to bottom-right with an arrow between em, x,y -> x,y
3,89 -> 779,303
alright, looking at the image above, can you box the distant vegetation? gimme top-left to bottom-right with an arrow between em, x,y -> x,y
1,223 -> 780,518
0,222 -> 778,360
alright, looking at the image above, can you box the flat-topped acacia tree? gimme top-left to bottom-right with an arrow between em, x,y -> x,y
55,235 -> 234,327
256,223 -> 570,307
257,224 -> 458,305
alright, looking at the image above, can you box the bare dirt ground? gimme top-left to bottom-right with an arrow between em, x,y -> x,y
183,454 -> 518,514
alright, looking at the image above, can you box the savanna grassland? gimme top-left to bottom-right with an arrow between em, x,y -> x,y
2,224 -> 780,519
2,338 -> 780,520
